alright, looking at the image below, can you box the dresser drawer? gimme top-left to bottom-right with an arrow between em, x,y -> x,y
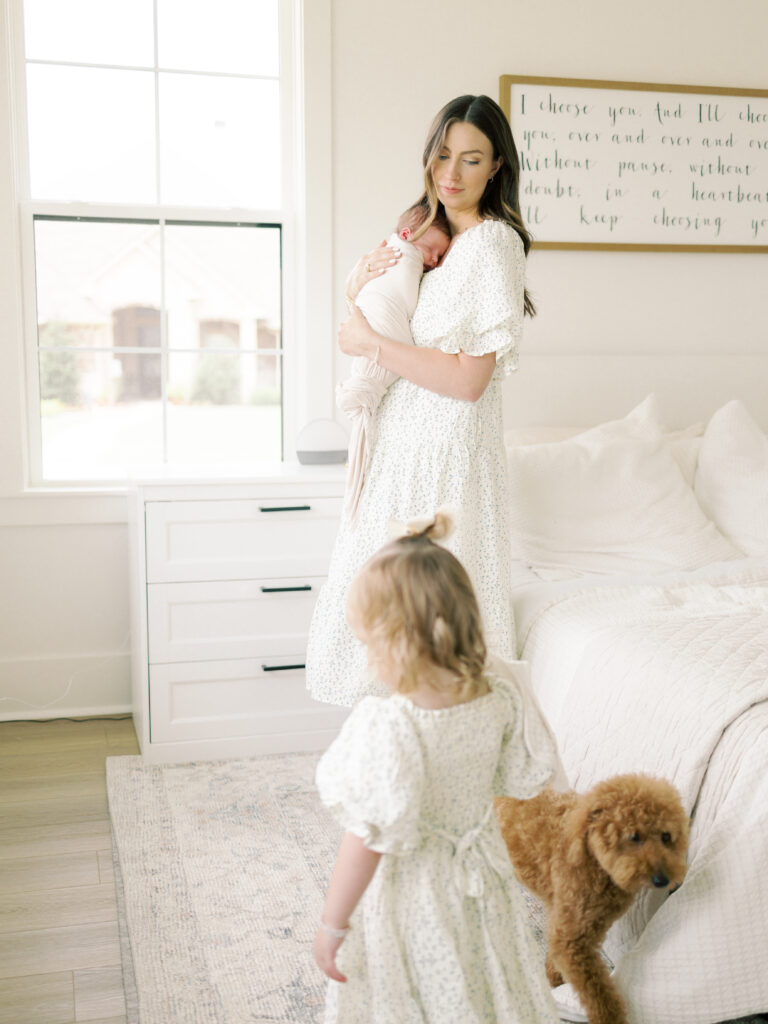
147,577 -> 324,663
145,497 -> 342,583
149,658 -> 346,743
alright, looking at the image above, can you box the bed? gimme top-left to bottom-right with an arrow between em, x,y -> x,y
504,395 -> 768,1024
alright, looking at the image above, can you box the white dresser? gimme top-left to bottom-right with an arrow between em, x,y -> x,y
129,465 -> 349,762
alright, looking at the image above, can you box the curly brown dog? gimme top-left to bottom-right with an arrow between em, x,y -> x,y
496,774 -> 689,1024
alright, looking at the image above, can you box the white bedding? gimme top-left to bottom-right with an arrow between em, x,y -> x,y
514,556 -> 768,1024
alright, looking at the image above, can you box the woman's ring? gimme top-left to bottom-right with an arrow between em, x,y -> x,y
365,262 -> 371,273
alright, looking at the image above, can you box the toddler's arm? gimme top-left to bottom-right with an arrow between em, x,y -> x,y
314,831 -> 382,982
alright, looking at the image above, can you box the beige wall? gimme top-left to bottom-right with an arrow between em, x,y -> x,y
0,520 -> 130,715
1,0 -> 766,717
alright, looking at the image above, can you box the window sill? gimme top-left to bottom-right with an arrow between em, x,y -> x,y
4,461 -> 348,525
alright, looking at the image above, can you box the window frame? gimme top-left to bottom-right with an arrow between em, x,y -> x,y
7,0 -> 333,492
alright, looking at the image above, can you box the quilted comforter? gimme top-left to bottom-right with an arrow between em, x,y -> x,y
514,557 -> 768,1024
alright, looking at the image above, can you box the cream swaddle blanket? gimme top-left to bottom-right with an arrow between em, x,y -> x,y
336,234 -> 426,521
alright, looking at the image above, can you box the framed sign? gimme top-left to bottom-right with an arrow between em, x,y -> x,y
499,75 -> 768,251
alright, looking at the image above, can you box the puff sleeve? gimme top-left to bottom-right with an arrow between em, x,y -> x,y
489,656 -> 569,798
316,697 -> 425,854
411,219 -> 526,379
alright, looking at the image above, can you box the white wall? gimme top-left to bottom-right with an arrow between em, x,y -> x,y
1,0 -> 766,717
0,515 -> 130,717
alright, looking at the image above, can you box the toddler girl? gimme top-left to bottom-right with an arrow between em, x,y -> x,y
313,510 -> 564,1023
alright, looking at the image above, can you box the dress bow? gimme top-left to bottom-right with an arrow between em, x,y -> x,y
432,805 -> 513,898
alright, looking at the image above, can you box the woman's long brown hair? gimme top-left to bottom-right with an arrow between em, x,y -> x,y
416,94 -> 536,318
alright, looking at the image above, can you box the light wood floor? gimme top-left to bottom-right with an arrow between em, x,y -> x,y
0,716 -> 139,1024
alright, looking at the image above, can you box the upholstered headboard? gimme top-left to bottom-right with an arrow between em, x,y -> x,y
504,250 -> 768,434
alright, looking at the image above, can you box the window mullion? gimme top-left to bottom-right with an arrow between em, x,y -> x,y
152,1 -> 168,464
152,0 -> 161,205
159,217 -> 169,464
20,204 -> 43,483
26,56 -> 278,84
25,199 -> 282,225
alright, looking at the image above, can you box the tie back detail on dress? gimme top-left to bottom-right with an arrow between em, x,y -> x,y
428,805 -> 513,898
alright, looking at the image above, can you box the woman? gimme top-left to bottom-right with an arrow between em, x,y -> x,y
306,94 -> 536,707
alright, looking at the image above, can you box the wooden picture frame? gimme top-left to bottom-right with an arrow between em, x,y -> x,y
499,75 -> 768,251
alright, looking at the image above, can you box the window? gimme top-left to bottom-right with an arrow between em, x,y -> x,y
18,0 -> 304,482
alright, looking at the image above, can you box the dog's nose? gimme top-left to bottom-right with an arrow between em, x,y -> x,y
652,872 -> 670,888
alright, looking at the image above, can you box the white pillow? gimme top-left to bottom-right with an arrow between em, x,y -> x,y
667,434 -> 703,488
504,395 -> 703,487
503,394 -> 663,450
694,400 -> 768,556
507,403 -> 740,580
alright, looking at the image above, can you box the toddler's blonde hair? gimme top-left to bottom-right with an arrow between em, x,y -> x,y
347,511 -> 488,699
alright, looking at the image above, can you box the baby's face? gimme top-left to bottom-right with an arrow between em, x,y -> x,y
409,225 -> 450,270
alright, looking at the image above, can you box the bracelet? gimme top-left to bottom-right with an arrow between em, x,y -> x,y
319,920 -> 350,940
344,294 -> 354,312
373,344 -> 381,366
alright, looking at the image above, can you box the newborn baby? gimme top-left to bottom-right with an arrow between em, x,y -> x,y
336,202 -> 450,521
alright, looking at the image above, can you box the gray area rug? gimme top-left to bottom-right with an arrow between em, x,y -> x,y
107,754 -> 766,1024
108,753 -> 338,1023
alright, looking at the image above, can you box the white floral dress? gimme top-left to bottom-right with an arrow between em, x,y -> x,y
316,672 -> 562,1024
307,219 -> 526,706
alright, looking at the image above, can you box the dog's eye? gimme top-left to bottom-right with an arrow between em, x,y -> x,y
661,832 -> 672,845
629,832 -> 642,844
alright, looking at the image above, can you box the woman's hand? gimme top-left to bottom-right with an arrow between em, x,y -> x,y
338,304 -> 378,358
345,240 -> 402,302
313,926 -> 348,983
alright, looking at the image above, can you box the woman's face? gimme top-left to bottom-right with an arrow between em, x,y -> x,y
430,120 -> 500,228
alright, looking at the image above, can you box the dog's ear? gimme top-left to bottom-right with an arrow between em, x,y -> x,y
564,798 -> 603,867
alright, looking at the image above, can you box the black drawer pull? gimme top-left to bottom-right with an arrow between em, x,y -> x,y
259,504 -> 311,512
260,585 -> 312,593
262,663 -> 306,673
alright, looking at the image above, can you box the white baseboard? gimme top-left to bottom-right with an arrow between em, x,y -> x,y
0,651 -> 131,721
0,704 -> 133,722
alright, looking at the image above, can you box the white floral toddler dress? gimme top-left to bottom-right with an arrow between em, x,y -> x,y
315,669 -> 562,1024
307,219 -> 526,706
